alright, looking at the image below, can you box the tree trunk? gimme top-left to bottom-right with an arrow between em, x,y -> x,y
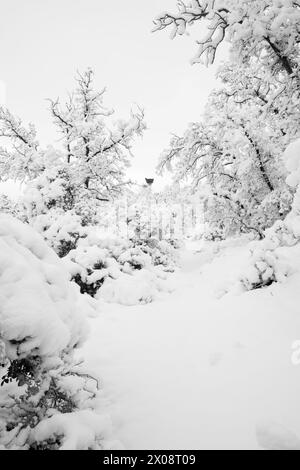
264,37 -> 294,76
243,128 -> 274,192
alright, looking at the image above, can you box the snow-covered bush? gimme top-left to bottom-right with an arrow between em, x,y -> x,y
65,237 -> 128,297
0,215 -> 110,450
240,245 -> 291,291
30,209 -> 88,258
98,267 -> 175,306
64,233 -> 179,301
130,238 -> 179,271
0,195 -> 18,216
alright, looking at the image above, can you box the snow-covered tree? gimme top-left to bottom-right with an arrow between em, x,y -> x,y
0,70 -> 145,255
48,69 -> 145,202
237,138 -> 300,291
154,1 -> 300,240
158,61 -> 295,239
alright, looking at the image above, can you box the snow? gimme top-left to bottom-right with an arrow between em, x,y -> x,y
29,410 -> 114,451
284,138 -> 300,188
256,421 -> 300,451
98,268 -> 175,306
0,215 -> 117,450
0,215 -> 89,360
2,214 -> 300,449
1,0 -> 300,451
82,239 -> 300,450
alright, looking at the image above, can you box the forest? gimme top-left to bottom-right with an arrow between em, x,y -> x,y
1,0 -> 300,451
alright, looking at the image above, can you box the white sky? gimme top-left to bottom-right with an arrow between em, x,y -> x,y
0,0 -> 226,191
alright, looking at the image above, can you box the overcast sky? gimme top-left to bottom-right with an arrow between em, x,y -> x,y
0,0 -> 225,193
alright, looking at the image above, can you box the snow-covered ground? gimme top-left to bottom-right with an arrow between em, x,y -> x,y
82,239 -> 300,450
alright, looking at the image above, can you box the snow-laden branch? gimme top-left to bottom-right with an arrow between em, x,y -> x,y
153,0 -> 300,73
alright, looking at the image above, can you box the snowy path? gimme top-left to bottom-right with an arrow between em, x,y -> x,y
83,242 -> 300,450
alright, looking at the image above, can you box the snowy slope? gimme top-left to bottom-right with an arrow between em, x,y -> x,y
82,239 -> 300,450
